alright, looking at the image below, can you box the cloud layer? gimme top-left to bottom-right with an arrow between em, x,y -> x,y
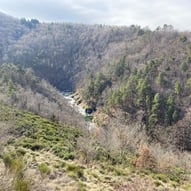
0,0 -> 191,30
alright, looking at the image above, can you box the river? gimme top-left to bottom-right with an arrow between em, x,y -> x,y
62,92 -> 96,131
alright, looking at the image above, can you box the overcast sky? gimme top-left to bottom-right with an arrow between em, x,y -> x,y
0,0 -> 191,31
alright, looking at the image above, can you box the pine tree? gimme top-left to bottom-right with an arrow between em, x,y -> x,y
156,72 -> 165,87
137,77 -> 152,110
166,95 -> 174,125
149,93 -> 161,128
174,81 -> 181,96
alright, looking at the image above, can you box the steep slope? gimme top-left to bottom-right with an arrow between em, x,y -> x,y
0,12 -> 191,150
4,22 -> 141,90
0,63 -> 85,127
1,12 -> 191,150
1,104 -> 191,191
82,29 -> 191,150
0,12 -> 31,60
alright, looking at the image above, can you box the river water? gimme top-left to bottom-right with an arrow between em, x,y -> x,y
63,93 -> 86,116
62,92 -> 96,131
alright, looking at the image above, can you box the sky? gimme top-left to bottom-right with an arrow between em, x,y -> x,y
0,0 -> 191,31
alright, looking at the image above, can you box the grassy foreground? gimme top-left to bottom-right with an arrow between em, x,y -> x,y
0,104 -> 191,191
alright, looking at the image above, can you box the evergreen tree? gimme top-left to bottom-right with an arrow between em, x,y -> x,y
185,77 -> 191,95
156,72 -> 165,87
151,93 -> 161,114
149,93 -> 161,128
137,77 -> 152,110
172,110 -> 178,122
166,95 -> 175,125
115,57 -> 126,77
174,81 -> 181,96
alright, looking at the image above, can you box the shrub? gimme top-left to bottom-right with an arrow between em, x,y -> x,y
7,137 -> 16,144
114,168 -> 126,176
3,154 -> 12,169
133,145 -> 156,171
153,180 -> 163,187
153,174 -> 168,183
78,181 -> 87,191
15,178 -> 30,191
38,163 -> 51,177
2,152 -> 30,190
66,164 -> 84,179
16,148 -> 26,156
84,115 -> 93,122
63,152 -> 75,160
180,36 -> 187,42
52,145 -> 75,160
10,159 -> 24,175
21,141 -> 44,151
3,153 -> 24,175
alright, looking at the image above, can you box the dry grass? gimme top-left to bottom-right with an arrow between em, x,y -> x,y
115,177 -> 169,191
149,144 -> 191,173
1,147 -> 191,191
0,159 -> 14,191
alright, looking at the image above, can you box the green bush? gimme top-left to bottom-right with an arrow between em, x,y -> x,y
16,148 -> 26,156
2,152 -> 29,190
10,159 -> 24,175
15,178 -> 30,191
66,164 -> 84,179
7,137 -> 16,144
153,173 -> 168,183
78,181 -> 87,191
52,145 -> 75,160
154,180 -> 163,187
84,116 -> 93,122
63,152 -> 75,160
38,163 -> 51,177
169,175 -> 180,183
21,142 -> 44,151
3,153 -> 23,175
180,36 -> 187,42
3,154 -> 12,169
114,168 -> 126,176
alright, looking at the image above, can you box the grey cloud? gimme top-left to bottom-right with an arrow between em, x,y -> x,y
0,0 -> 191,30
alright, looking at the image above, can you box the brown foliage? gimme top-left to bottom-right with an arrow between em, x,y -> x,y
134,145 -> 156,171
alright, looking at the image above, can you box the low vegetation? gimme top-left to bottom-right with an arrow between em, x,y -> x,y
0,104 -> 80,160
0,103 -> 190,190
38,163 -> 51,177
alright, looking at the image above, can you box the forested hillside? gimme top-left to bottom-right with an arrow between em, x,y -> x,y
0,12 -> 34,59
1,12 -> 191,190
81,29 -> 191,150
0,63 -> 85,127
0,12 -> 141,90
